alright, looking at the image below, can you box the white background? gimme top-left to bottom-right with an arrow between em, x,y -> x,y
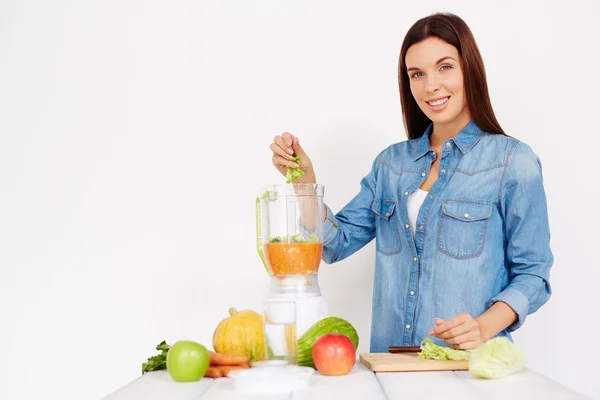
1,0 -> 598,399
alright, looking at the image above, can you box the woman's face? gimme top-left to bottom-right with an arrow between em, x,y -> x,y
405,37 -> 470,129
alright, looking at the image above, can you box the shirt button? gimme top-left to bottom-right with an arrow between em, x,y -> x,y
410,291 -> 415,295
406,324 -> 411,329
421,172 -> 426,177
404,191 -> 409,196
446,142 -> 452,147
464,213 -> 469,218
419,225 -> 424,230
413,257 -> 418,262
441,169 -> 446,173
429,195 -> 433,199
405,224 -> 409,229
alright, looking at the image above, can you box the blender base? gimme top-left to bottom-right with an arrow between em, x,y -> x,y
265,294 -> 328,339
266,274 -> 328,338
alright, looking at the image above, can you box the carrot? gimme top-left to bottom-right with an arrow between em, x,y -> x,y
204,366 -> 222,378
209,351 -> 250,366
217,365 -> 249,377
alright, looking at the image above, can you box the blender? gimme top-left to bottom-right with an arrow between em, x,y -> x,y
256,183 -> 329,339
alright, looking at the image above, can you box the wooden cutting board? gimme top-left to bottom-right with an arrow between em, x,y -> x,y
359,352 -> 469,372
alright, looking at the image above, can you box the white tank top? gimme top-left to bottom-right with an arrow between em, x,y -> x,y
407,189 -> 429,238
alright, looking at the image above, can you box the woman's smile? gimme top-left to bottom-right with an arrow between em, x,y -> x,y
426,95 -> 451,112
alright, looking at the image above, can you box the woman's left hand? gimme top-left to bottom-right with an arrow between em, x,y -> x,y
428,312 -> 485,349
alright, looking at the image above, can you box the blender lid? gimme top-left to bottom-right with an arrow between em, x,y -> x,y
228,361 -> 314,393
258,183 -> 324,198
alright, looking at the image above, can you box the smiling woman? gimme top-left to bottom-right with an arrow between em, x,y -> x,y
267,12 -> 553,353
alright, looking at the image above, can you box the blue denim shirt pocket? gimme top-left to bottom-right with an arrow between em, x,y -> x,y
437,199 -> 493,259
371,198 -> 402,255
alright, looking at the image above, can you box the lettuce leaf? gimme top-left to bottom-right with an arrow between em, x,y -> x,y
286,156 -> 304,183
304,233 -> 320,243
417,337 -> 470,361
468,337 -> 526,379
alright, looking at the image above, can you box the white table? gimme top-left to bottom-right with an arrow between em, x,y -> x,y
102,362 -> 590,400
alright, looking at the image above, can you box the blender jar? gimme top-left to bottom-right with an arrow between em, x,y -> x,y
256,183 -> 325,297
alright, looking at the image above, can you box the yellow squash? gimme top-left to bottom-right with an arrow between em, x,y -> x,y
212,307 -> 265,362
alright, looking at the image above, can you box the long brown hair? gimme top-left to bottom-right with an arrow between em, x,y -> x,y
398,13 -> 506,139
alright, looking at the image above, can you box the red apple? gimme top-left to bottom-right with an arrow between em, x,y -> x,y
312,333 -> 356,376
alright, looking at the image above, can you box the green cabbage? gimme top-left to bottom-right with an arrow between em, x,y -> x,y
417,338 -> 470,361
468,337 -> 526,379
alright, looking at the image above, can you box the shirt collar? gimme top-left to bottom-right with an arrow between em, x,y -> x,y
413,124 -> 435,161
412,120 -> 484,161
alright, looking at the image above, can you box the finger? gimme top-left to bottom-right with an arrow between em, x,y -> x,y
274,135 -> 294,156
281,132 -> 297,148
291,137 -> 306,157
272,154 -> 300,169
427,318 -> 444,335
452,340 -> 481,350
270,142 -> 293,160
435,321 -> 471,340
430,313 -> 470,336
441,327 -> 479,345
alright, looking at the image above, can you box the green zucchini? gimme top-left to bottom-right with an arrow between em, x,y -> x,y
297,317 -> 359,368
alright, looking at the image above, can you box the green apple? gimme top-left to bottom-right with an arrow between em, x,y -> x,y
166,340 -> 210,382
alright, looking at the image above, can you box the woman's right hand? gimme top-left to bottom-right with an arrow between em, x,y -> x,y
270,132 -> 315,182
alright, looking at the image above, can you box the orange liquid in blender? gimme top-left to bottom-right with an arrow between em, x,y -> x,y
263,242 -> 323,275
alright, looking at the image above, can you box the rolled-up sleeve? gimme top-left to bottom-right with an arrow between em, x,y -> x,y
491,141 -> 553,332
322,204 -> 340,246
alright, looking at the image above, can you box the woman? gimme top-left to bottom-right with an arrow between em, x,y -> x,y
269,12 -> 553,351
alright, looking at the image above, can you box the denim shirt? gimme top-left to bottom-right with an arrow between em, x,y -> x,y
321,120 -> 553,352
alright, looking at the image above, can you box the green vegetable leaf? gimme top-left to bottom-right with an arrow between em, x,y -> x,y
268,233 -> 321,244
305,233 -> 320,243
468,337 -> 526,379
286,156 -> 304,184
156,341 -> 170,352
417,337 -> 470,361
142,340 -> 171,374
289,233 -> 306,243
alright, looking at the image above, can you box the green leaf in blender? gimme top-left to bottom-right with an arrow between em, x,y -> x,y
289,233 -> 306,243
268,233 -> 321,243
417,337 -> 470,361
468,337 -> 526,379
305,233 -> 320,243
286,155 -> 305,184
